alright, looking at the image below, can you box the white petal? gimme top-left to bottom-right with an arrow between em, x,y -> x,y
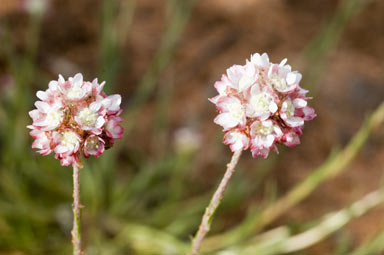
250,53 -> 262,65
263,120 -> 273,127
214,113 -> 238,129
279,58 -> 287,66
58,74 -> 65,84
269,102 -> 278,113
95,116 -> 105,128
286,117 -> 304,127
103,94 -> 121,111
231,140 -> 244,151
36,91 -> 48,101
286,72 -> 297,85
261,53 -> 270,65
35,101 -> 50,113
55,145 -> 68,154
48,80 -> 58,90
293,98 -> 307,108
274,126 -> 283,137
295,73 -> 302,83
265,134 -> 275,147
214,80 -> 227,95
226,65 -> 242,88
90,101 -> 101,111
259,112 -> 270,121
72,73 -> 83,87
238,75 -> 254,91
245,61 -> 256,76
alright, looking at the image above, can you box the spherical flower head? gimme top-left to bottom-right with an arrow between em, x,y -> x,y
28,73 -> 124,167
210,53 -> 316,158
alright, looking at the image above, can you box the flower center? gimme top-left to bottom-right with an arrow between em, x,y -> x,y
250,92 -> 272,113
270,75 -> 287,90
77,108 -> 98,127
254,122 -> 273,136
46,109 -> 63,127
86,136 -> 100,151
228,103 -> 244,122
61,131 -> 79,149
66,87 -> 84,100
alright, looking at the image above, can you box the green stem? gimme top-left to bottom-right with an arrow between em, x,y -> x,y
191,150 -> 242,255
72,163 -> 82,255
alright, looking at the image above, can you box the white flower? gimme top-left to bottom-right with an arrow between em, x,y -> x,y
75,102 -> 105,134
214,96 -> 246,130
102,94 -> 122,113
60,73 -> 92,101
30,101 -> 64,131
280,98 -> 307,127
223,129 -> 250,152
246,85 -> 277,120
250,53 -> 270,67
54,130 -> 81,155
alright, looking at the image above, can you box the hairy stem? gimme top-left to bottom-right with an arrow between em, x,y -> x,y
72,163 -> 82,255
191,150 -> 242,254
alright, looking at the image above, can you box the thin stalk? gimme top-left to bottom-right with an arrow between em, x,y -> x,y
72,163 -> 82,255
191,150 -> 242,255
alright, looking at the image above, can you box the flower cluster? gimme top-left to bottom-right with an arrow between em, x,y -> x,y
28,73 -> 124,166
210,53 -> 316,158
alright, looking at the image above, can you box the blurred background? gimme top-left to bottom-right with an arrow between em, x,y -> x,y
0,0 -> 384,254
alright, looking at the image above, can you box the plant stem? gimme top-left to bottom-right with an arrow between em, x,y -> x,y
72,163 -> 82,255
191,150 -> 242,254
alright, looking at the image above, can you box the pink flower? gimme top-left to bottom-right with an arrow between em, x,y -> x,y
30,129 -> 52,155
214,96 -> 246,131
105,116 -> 124,139
223,129 -> 250,152
74,102 -> 105,135
28,73 -> 124,166
250,120 -> 282,158
84,135 -> 105,158
210,53 -> 316,158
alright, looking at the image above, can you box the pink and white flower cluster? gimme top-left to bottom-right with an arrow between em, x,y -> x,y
28,73 -> 124,166
210,53 -> 316,158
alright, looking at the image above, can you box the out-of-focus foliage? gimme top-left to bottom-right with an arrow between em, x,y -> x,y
0,0 -> 383,254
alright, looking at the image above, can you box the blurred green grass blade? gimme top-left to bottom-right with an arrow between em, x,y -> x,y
129,0 -> 196,108
151,75 -> 175,157
220,187 -> 384,255
121,0 -> 196,137
100,0 -> 136,92
114,222 -> 189,254
333,232 -> 352,255
303,0 -> 370,91
279,189 -> 384,253
350,230 -> 384,255
203,101 -> 384,251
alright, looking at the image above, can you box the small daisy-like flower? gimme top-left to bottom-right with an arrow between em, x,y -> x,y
28,73 -> 124,166
210,53 -> 316,158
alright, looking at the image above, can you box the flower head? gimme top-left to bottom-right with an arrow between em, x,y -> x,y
210,53 -> 316,158
28,73 -> 124,166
